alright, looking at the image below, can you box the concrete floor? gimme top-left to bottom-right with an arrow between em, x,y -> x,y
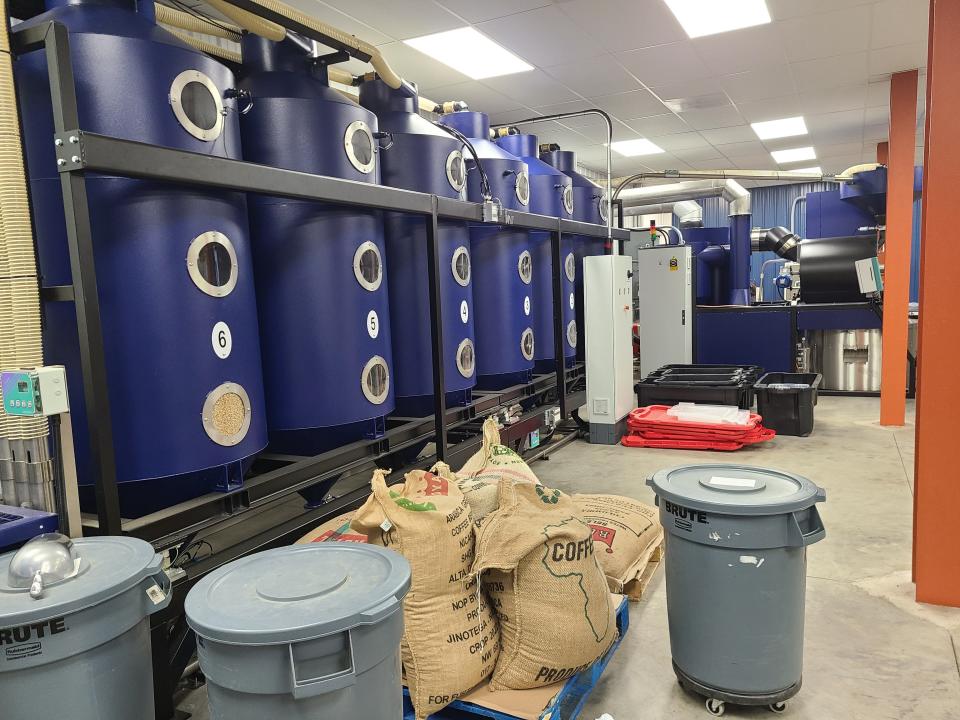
531,396 -> 960,720
177,396 -> 960,719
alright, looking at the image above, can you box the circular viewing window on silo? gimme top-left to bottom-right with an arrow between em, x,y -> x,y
452,246 -> 471,286
456,338 -> 475,378
515,168 -> 530,206
345,120 -> 376,174
518,250 -> 532,285
202,382 -> 252,447
521,328 -> 535,361
446,150 -> 467,193
353,241 -> 383,291
361,356 -> 390,405
562,185 -> 574,215
170,70 -> 224,142
187,231 -> 238,297
564,252 -> 576,282
598,193 -> 608,223
567,320 -> 578,348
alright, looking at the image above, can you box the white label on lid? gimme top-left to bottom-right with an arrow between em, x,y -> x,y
708,476 -> 758,489
146,583 -> 167,605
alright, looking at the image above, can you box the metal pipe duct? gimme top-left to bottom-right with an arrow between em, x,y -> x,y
622,199 -> 703,227
759,226 -> 800,261
620,179 -> 751,215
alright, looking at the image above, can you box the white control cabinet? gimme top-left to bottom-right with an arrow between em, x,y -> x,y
584,255 -> 635,444
635,245 -> 693,377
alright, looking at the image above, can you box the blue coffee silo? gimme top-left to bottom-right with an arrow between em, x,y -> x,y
540,148 -> 608,362
497,133 -> 577,372
439,111 -> 533,389
15,0 -> 267,517
239,37 -> 394,454
358,80 -> 475,416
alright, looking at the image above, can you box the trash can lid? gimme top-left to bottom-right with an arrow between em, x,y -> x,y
647,464 -> 826,516
0,535 -> 162,626
185,543 -> 411,645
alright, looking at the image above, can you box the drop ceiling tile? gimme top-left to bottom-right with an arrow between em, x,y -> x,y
735,95 -> 805,123
477,5 -> 607,67
678,105 -> 745,131
818,142 -> 867,157
871,0 -> 929,49
615,41 -> 713,88
819,154 -> 868,172
863,124 -> 889,142
693,25 -> 788,74
867,79 -> 892,106
550,114 -> 623,144
378,42 -> 470,90
588,89 -> 669,120
672,144 -> 725,161
775,6 -> 872,62
792,52 -> 869,93
864,106 -> 890,126
713,140 -> 768,157
868,43 -> 928,77
317,0 -> 463,40
647,78 -> 723,103
423,80 -> 523,115
700,125 -> 758,144
719,65 -> 796,103
543,55 -> 642,98
281,0 -> 395,45
531,99 -> 595,116
766,0 -> 876,22
535,126 -> 594,150
726,154 -> 779,170
625,113 -> 691,137
482,70 -> 580,107
798,84 -> 868,115
556,0 -> 687,53
649,132 -> 712,151
805,109 -> 867,143
488,108 -> 543,125
436,0 -> 552,24
640,154 -> 691,172
684,156 -> 730,170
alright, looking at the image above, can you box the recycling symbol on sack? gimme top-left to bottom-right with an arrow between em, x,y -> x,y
536,486 -> 561,504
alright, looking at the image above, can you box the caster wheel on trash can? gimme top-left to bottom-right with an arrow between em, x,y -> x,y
706,698 -> 726,716
769,701 -> 787,713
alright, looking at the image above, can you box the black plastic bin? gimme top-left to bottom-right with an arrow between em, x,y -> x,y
754,372 -> 823,437
636,364 -> 764,409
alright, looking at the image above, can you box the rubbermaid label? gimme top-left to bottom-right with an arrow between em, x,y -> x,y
1,617 -> 67,661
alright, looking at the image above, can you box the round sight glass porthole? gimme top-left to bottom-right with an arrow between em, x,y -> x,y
344,120 -> 376,174
170,70 -> 224,142
202,382 -> 252,447
353,241 -> 383,292
521,328 -> 535,361
562,184 -> 574,215
567,320 -> 578,348
518,250 -> 532,285
446,149 -> 467,193
187,231 -> 238,297
456,338 -> 475,378
564,252 -> 576,282
515,167 -> 530,206
361,356 -> 390,405
452,246 -> 471,287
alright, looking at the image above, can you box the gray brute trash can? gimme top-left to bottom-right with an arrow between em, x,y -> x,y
648,464 -> 826,717
0,533 -> 172,719
186,543 -> 411,720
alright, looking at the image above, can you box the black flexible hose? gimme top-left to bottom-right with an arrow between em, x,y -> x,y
433,122 -> 493,200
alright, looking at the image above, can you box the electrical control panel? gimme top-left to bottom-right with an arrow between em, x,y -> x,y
1,366 -> 70,417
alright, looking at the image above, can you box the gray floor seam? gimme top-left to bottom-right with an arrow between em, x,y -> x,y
892,433 -> 913,496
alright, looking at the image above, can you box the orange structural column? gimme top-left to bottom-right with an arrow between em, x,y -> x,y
915,0 -> 960,606
876,141 -> 889,164
879,70 -> 917,426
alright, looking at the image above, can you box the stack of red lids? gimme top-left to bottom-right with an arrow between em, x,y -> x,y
621,405 -> 775,451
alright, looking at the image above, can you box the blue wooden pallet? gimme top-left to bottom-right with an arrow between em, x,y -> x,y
403,596 -> 630,720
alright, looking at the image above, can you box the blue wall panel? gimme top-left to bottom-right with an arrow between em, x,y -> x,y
911,196 -> 921,303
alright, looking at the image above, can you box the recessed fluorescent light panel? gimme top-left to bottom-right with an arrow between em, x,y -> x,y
404,27 -> 534,80
751,116 -> 807,140
665,0 -> 772,38
789,166 -> 822,174
771,146 -> 817,164
610,139 -> 666,157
